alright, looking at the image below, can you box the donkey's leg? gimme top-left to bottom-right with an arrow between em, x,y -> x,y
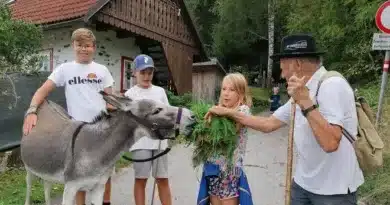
62,183 -> 79,205
24,170 -> 34,205
43,180 -> 52,205
89,184 -> 106,205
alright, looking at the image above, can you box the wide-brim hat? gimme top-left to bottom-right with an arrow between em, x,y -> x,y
270,34 -> 326,61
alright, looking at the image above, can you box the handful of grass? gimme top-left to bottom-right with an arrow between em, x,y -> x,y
184,102 -> 238,168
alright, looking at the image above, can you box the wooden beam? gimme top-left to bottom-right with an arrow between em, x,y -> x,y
162,42 -> 193,94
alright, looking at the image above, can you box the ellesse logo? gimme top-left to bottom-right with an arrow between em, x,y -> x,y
68,73 -> 102,85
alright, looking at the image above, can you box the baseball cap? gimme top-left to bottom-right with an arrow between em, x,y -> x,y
133,54 -> 155,71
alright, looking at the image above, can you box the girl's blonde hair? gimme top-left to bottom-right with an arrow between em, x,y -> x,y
218,73 -> 252,108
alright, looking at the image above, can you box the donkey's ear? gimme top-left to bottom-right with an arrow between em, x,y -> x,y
101,92 -> 125,110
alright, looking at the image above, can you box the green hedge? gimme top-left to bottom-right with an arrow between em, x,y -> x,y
166,90 -> 193,108
166,87 -> 273,114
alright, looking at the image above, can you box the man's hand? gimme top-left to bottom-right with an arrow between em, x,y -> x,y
287,74 -> 312,108
204,105 -> 232,121
23,114 -> 37,136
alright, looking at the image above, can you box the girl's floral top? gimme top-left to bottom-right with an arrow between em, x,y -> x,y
207,104 -> 251,177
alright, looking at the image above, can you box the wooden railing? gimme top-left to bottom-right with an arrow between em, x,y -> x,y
98,0 -> 195,47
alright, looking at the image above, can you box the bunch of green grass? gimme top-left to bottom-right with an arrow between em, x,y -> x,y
183,101 -> 238,168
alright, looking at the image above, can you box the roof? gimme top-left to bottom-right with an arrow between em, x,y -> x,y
10,0 -> 96,24
9,0 -> 208,59
193,57 -> 227,74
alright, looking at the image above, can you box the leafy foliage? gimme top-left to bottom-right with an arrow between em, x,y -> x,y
211,0 -> 268,57
0,1 -> 43,74
0,0 -> 44,109
182,101 -> 238,168
281,0 -> 384,83
166,90 -> 193,108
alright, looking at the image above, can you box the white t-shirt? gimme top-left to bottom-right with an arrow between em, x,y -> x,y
124,85 -> 170,151
48,61 -> 114,123
273,66 -> 364,195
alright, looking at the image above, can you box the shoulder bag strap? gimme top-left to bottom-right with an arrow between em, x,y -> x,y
315,71 -> 356,144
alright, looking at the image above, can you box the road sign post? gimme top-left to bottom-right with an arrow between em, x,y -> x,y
373,1 -> 390,126
376,51 -> 389,126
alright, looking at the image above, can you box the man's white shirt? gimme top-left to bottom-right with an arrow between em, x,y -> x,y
273,66 -> 364,195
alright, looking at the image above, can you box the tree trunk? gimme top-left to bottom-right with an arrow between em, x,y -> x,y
267,0 -> 275,88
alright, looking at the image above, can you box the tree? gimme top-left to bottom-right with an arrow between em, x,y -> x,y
0,0 -> 43,109
267,0 -> 275,87
283,0 -> 384,84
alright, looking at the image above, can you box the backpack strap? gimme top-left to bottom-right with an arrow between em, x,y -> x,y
315,71 -> 356,144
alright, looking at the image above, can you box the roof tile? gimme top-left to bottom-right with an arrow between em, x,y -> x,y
10,0 -> 96,24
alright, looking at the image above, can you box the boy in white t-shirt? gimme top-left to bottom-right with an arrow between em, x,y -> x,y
124,54 -> 172,205
22,28 -> 115,205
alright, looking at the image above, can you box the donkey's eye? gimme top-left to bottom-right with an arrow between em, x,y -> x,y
152,108 -> 163,115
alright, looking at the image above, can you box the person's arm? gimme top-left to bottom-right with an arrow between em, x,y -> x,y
298,77 -> 346,153
208,100 -> 290,133
23,66 -> 63,135
161,88 -> 170,106
28,80 -> 57,109
102,68 -> 116,110
29,65 -> 65,109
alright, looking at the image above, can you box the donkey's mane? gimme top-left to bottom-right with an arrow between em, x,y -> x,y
90,111 -> 112,124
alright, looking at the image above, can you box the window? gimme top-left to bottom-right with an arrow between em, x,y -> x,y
120,56 -> 134,92
38,49 -> 53,72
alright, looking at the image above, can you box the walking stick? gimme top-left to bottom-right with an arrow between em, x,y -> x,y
285,99 -> 296,205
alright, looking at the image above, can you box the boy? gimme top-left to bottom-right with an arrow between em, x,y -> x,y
22,28 -> 114,205
269,86 -> 281,113
124,54 -> 172,205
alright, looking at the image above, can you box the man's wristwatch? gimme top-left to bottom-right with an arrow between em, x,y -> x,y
301,104 -> 318,117
25,106 -> 38,117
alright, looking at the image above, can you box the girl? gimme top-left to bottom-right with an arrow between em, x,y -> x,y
199,73 -> 253,205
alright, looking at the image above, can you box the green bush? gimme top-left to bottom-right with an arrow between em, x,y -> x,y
166,90 -> 193,108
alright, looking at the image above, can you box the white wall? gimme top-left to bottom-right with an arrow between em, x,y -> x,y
41,23 -> 141,92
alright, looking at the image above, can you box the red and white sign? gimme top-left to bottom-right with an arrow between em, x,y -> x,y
376,1 -> 390,33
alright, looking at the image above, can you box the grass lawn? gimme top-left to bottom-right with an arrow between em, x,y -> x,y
0,155 -> 132,205
358,154 -> 390,205
249,86 -> 271,101
249,86 -> 271,114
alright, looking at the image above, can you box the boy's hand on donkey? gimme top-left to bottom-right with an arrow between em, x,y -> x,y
23,114 -> 37,136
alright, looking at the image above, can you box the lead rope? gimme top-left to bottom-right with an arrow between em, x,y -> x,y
150,139 -> 162,205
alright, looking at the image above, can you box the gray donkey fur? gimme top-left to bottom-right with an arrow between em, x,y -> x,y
21,92 -> 196,205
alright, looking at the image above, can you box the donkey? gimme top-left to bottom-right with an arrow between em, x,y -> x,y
21,91 -> 196,205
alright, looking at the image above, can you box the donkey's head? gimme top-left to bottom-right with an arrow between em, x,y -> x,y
100,91 -> 196,140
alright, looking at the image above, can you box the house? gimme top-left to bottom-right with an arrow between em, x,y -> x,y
192,57 -> 226,102
0,0 -> 229,153
9,0 -> 209,95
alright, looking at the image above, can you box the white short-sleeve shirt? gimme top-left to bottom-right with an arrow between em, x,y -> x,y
124,85 -> 170,151
273,66 -> 364,195
48,61 -> 114,123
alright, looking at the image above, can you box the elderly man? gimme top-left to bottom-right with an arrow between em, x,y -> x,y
206,34 -> 364,205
